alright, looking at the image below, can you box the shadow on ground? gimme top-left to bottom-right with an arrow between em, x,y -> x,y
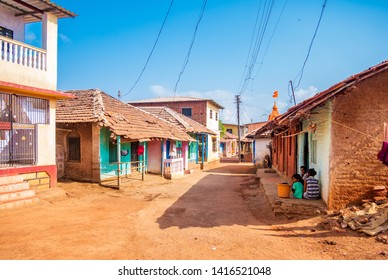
157,163 -> 292,229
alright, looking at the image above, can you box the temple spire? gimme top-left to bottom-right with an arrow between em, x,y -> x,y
268,101 -> 280,121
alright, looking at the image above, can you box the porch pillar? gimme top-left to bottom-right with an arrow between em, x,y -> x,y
182,141 -> 189,170
116,136 -> 121,189
161,140 -> 166,177
196,135 -> 199,164
201,134 -> 205,168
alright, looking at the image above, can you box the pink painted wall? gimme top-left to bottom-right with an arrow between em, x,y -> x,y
147,141 -> 162,174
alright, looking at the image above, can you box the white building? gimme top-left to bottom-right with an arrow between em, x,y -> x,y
0,0 -> 75,208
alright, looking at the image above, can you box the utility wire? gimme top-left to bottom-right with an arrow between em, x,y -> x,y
123,0 -> 174,97
293,0 -> 327,91
173,0 -> 207,96
237,0 -> 275,97
253,0 -> 288,79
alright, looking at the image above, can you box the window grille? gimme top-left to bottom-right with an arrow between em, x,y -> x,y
0,92 -> 48,167
68,137 -> 80,161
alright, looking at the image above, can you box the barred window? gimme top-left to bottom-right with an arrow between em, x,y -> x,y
68,136 -> 80,161
0,92 -> 49,167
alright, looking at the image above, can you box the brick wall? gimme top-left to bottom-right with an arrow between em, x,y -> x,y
130,101 -> 208,126
329,71 -> 388,209
23,172 -> 50,190
56,123 -> 96,182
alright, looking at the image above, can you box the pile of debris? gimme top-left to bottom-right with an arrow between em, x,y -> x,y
372,185 -> 388,205
323,201 -> 388,244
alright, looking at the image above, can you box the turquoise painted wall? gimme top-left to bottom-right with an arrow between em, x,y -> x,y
99,127 -> 132,180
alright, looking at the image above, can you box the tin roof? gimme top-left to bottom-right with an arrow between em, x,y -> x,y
129,96 -> 224,109
0,0 -> 76,23
56,89 -> 195,142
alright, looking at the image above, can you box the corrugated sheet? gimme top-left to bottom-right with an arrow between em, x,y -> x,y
129,96 -> 224,109
0,0 -> 76,23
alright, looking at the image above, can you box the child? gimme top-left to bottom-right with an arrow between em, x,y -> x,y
303,168 -> 320,199
291,174 -> 303,199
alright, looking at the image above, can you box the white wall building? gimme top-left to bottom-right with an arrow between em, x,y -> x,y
0,1 -> 75,198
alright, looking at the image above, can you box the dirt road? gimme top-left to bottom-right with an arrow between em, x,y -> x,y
0,163 -> 386,259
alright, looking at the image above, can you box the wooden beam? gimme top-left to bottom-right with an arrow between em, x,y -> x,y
0,0 -> 41,20
12,0 -> 44,14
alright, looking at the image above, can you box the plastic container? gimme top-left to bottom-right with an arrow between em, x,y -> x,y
278,183 -> 290,198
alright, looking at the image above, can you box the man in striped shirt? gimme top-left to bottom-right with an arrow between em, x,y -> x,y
303,168 -> 320,199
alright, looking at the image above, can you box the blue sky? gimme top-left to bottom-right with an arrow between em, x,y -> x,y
27,0 -> 388,124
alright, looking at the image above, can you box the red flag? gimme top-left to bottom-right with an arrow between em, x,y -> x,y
272,90 -> 278,98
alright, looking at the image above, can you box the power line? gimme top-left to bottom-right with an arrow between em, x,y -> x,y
123,0 -> 174,97
237,0 -> 275,97
173,0 -> 207,96
253,0 -> 288,80
293,0 -> 328,91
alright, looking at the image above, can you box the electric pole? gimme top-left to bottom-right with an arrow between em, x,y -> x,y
236,94 -> 241,162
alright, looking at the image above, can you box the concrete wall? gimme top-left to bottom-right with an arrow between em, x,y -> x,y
207,134 -> 220,162
56,123 -> 101,182
254,138 -> 271,166
0,6 -> 24,41
329,71 -> 388,209
148,140 -> 162,174
206,102 -> 220,131
0,11 -> 57,90
299,103 -> 332,205
36,99 -> 56,165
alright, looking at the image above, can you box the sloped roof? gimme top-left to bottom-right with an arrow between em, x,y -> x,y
139,106 -> 216,135
222,131 -> 238,140
0,0 -> 76,23
56,89 -> 195,142
129,96 -> 224,109
251,60 -> 388,136
220,131 -> 238,143
244,126 -> 271,139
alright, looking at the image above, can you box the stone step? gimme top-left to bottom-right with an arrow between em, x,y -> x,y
0,182 -> 30,193
0,196 -> 39,210
0,174 -> 24,186
0,189 -> 36,202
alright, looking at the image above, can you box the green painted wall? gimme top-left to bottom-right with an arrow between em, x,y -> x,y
99,127 -> 132,180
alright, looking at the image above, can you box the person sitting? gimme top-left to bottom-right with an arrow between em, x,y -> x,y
291,174 -> 303,199
303,168 -> 320,199
300,165 -> 308,181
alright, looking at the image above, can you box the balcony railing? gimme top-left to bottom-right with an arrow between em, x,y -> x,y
0,36 -> 47,71
163,158 -> 184,179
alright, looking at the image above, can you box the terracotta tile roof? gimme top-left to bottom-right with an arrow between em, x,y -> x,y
56,89 -> 195,142
252,60 -> 388,136
129,96 -> 224,109
222,131 -> 238,140
139,106 -> 216,135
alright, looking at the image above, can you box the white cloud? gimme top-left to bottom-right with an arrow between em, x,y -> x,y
150,85 -> 170,97
59,33 -> 71,43
276,100 -> 288,112
295,86 -> 318,100
25,32 -> 37,41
